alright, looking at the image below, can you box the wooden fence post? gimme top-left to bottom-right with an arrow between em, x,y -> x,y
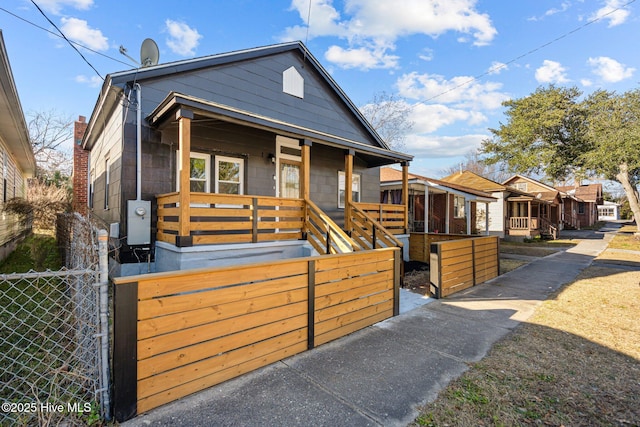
113,281 -> 138,422
429,243 -> 442,298
393,248 -> 400,316
252,198 -> 259,243
307,259 -> 316,350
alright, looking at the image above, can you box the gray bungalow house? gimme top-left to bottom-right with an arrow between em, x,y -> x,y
77,41 -> 413,276
0,31 -> 36,261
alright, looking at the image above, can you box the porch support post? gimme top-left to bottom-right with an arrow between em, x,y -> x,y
445,192 -> 450,234
402,162 -> 409,233
466,199 -> 471,235
344,149 -> 354,232
485,202 -> 490,236
177,108 -> 193,247
425,185 -> 429,233
300,139 -> 312,200
527,200 -> 532,232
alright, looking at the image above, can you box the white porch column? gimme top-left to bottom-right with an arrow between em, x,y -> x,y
485,202 -> 490,235
424,186 -> 429,233
466,199 -> 471,235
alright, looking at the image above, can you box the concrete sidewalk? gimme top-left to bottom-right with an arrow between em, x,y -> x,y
124,224 -> 623,427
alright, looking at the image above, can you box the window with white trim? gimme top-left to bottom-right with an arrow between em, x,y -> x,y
454,195 -> 466,218
215,156 -> 244,195
338,171 -> 361,209
176,151 -> 211,192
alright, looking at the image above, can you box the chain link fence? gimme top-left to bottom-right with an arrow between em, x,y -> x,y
1,213 -> 110,426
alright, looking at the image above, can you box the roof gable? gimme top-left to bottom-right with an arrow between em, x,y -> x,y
502,174 -> 557,193
441,170 -> 506,192
381,167 -> 495,200
100,41 -> 392,152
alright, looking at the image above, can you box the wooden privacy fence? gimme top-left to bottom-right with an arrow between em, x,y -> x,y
409,232 -> 473,263
112,247 -> 400,422
429,236 -> 499,298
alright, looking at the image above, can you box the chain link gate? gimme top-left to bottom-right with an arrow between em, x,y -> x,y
0,214 -> 110,425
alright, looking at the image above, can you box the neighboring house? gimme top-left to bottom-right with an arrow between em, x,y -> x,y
502,175 -> 562,239
441,171 -> 562,239
0,31 -> 36,261
441,171 -> 511,238
556,183 -> 603,228
380,167 -> 496,235
76,41 -> 412,276
597,200 -> 620,221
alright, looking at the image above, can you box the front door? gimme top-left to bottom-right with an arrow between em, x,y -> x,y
275,136 -> 302,199
279,159 -> 300,199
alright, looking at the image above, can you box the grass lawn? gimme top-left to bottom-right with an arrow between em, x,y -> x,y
0,233 -> 61,273
412,248 -> 640,426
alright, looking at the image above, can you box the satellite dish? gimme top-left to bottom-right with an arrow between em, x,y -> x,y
140,38 -> 159,67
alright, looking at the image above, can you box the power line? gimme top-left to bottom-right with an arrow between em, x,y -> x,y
29,0 -> 103,79
0,6 -> 133,68
413,0 -> 637,106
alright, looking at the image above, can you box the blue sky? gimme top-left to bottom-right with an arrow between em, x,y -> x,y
1,0 -> 638,178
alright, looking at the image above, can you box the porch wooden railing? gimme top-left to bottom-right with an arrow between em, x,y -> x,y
509,217 -> 535,230
157,192 -> 305,246
353,202 -> 406,235
304,199 -> 354,254
540,217 -> 558,239
157,192 -> 358,254
348,202 -> 404,252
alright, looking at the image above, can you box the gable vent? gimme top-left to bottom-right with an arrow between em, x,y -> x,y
283,66 -> 304,98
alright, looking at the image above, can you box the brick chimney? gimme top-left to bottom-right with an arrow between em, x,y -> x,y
72,116 -> 89,215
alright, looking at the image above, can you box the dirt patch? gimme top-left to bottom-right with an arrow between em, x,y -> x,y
412,266 -> 640,426
403,261 -> 430,295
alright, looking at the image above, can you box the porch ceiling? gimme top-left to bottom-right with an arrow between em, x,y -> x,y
147,92 -> 413,167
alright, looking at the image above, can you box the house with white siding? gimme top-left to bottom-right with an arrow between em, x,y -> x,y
0,31 -> 36,261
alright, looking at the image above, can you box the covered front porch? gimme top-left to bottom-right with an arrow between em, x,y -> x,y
506,196 -> 561,240
148,93 -> 412,271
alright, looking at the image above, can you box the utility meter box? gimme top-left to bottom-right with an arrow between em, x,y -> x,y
127,200 -> 151,245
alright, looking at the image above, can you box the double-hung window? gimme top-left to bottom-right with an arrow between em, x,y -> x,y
338,171 -> 361,209
215,156 -> 244,195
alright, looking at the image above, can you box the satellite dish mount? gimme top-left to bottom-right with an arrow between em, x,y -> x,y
119,38 -> 159,68
140,38 -> 159,67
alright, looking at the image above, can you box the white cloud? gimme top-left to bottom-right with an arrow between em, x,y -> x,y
581,78 -> 593,87
419,48 -> 434,62
535,60 -> 569,83
409,103 -> 486,134
528,1 -> 572,21
587,56 -> 635,82
404,133 -> 488,157
165,19 -> 202,56
324,44 -> 399,70
588,0 -> 630,27
75,74 -> 102,87
282,0 -> 497,70
36,0 -> 93,15
487,61 -> 507,75
60,17 -> 108,51
283,0 -> 347,40
396,72 -> 509,110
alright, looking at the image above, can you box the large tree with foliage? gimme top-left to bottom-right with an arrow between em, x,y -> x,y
481,85 -> 640,233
